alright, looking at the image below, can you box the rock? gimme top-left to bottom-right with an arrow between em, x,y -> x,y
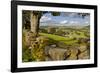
50,44 -> 56,48
78,45 -> 87,52
70,48 -> 78,55
67,55 -> 77,60
47,47 -> 68,60
65,49 -> 71,57
78,50 -> 90,59
45,46 -> 51,55
66,47 -> 79,60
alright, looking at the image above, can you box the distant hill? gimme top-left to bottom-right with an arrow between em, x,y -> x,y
40,23 -> 90,29
40,23 -> 89,27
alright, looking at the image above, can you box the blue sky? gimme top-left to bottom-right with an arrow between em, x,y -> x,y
40,12 -> 90,26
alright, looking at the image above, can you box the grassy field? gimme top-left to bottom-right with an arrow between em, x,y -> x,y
39,33 -> 77,45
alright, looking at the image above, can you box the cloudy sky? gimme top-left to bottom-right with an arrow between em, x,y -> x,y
40,12 -> 90,26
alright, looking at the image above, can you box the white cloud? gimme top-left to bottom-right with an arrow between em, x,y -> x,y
69,21 -> 79,24
60,20 -> 68,24
40,16 -> 52,22
85,21 -> 89,24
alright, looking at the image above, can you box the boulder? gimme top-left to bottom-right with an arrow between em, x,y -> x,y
67,55 -> 77,60
70,48 -> 78,55
78,50 -> 90,59
67,48 -> 78,60
45,46 -> 51,55
50,44 -> 57,48
78,45 -> 87,52
49,48 -> 68,60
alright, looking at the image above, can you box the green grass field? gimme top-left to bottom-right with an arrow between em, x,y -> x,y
39,33 -> 78,45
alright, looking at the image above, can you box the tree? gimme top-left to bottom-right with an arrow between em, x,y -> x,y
23,11 -> 60,37
77,13 -> 90,19
30,11 -> 42,36
22,10 -> 30,30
